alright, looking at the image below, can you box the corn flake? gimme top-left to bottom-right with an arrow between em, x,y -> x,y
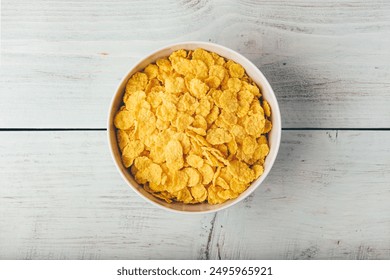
114,109 -> 134,130
125,72 -> 148,94
184,167 -> 201,187
193,48 -> 215,68
144,64 -> 159,80
243,113 -> 265,136
114,48 -> 272,205
189,78 -> 209,99
199,164 -> 214,185
165,139 -> 184,171
122,141 -> 144,167
206,128 -> 232,145
186,154 -> 204,168
190,185 -> 207,202
219,90 -> 239,113
229,63 -> 245,78
117,130 -> 130,152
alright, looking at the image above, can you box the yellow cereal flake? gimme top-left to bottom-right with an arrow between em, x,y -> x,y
177,92 -> 196,112
149,182 -> 166,193
242,136 -> 257,155
135,162 -> 162,185
263,100 -> 271,117
211,52 -> 225,65
114,48 -> 272,205
189,78 -> 209,99
228,62 -> 245,78
227,160 -> 254,184
249,100 -> 264,115
189,138 -> 204,156
145,78 -> 160,94
208,185 -> 226,204
215,144 -> 228,157
147,89 -> 163,108
191,59 -> 209,80
165,139 -> 184,171
172,57 -> 194,76
253,143 -> 270,161
227,78 -> 242,93
218,167 -> 233,183
122,141 -> 144,167
144,64 -> 159,80
236,99 -> 250,118
149,144 -> 165,164
206,105 -> 220,125
217,189 -> 239,201
150,191 -> 173,203
156,58 -> 172,73
169,49 -> 187,61
136,108 -> 156,140
174,113 -> 194,132
243,81 -> 261,97
163,172 -> 187,194
199,164 -> 214,185
231,124 -> 246,143
203,150 -> 224,167
263,119 -> 272,133
186,154 -> 204,168
156,118 -> 170,131
165,76 -> 186,94
175,132 -> 191,155
227,139 -> 238,155
253,164 -> 264,178
220,110 -> 237,126
193,48 -> 215,68
192,115 -> 208,131
190,185 -> 207,202
184,167 -> 202,187
229,178 -> 248,194
219,90 -> 239,113
216,177 -> 229,189
205,76 -> 221,89
187,126 -> 207,136
206,147 -> 230,165
124,90 -> 147,113
156,100 -> 177,122
239,89 -> 255,104
196,97 -> 212,117
206,128 -> 232,145
209,65 -> 226,81
243,113 -> 265,136
117,130 -> 130,152
114,109 -> 134,130
174,187 -> 193,203
125,72 -> 148,94
258,135 -> 268,145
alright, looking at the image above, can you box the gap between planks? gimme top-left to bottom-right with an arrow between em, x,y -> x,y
0,128 -> 390,132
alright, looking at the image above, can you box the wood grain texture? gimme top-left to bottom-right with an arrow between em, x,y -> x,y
0,130 -> 389,259
210,130 -> 390,260
0,131 -> 215,259
1,0 -> 390,128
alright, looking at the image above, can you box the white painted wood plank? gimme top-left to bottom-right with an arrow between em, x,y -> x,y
0,131 -> 215,259
0,130 -> 389,259
209,130 -> 390,260
1,0 -> 390,128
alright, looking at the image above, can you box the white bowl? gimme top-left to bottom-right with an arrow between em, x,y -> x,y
108,41 -> 281,214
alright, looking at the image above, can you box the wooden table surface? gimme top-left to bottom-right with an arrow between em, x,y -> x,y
1,0 -> 389,260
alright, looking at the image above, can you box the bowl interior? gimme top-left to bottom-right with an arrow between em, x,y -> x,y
108,42 -> 281,213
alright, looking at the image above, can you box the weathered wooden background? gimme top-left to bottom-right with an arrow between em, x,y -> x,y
0,0 -> 389,259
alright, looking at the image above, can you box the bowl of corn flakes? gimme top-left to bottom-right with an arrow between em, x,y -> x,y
108,42 -> 281,213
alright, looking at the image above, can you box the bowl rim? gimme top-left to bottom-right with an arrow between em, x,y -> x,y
107,41 -> 282,214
